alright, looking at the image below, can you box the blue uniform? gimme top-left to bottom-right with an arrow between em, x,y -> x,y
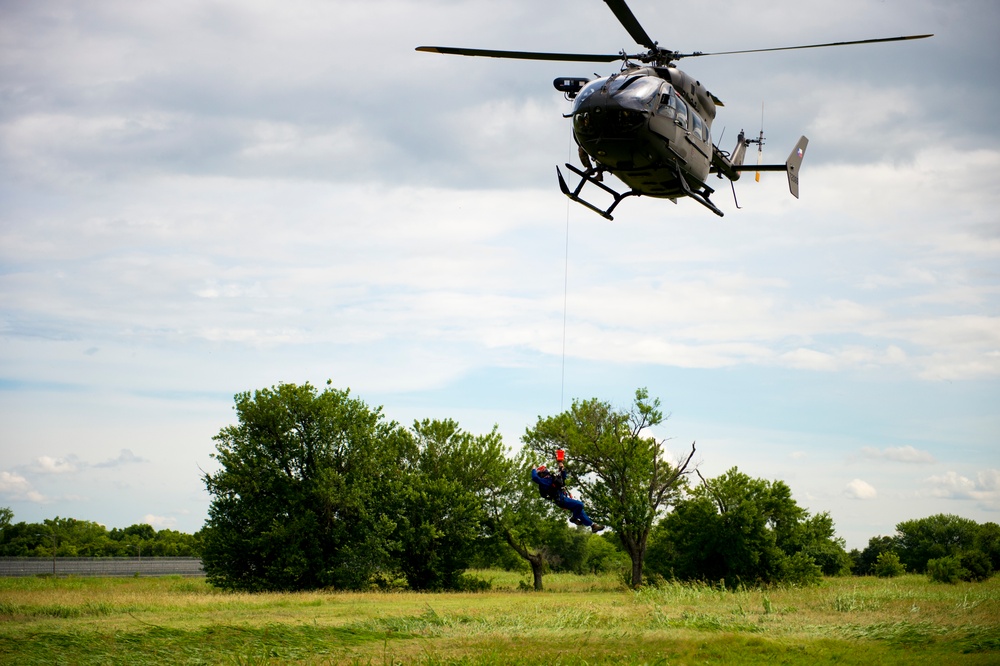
531,467 -> 594,527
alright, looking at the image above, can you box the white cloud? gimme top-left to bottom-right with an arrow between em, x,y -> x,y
861,446 -> 936,464
0,0 -> 997,540
922,470 -> 1000,510
0,471 -> 49,503
144,514 -> 178,529
94,449 -> 147,469
844,479 -> 878,500
33,456 -> 78,474
780,348 -> 838,372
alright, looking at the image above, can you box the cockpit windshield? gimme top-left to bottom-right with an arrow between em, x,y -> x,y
572,77 -> 607,112
572,75 -> 662,114
610,76 -> 660,105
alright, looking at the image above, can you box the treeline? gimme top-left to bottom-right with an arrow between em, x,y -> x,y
850,514 -> 999,582
5,382 -> 995,592
195,382 -> 998,592
0,510 -> 201,558
4,506 -> 994,588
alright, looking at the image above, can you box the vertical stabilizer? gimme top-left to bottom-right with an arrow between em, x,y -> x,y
732,130 -> 747,168
785,136 -> 808,198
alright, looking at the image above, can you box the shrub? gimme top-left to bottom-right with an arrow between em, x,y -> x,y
873,551 -> 906,578
453,574 -> 492,592
927,555 -> 967,584
958,550 -> 993,582
784,551 -> 823,586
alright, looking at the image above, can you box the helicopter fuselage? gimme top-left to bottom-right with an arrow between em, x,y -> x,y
569,65 -> 725,202
419,0 -> 928,219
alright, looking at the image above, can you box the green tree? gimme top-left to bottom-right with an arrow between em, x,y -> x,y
648,467 -> 840,587
974,522 -> 1000,571
582,533 -> 628,575
958,550 -> 993,582
926,555 -> 966,583
873,551 -> 906,577
483,447 -> 569,590
202,382 -> 409,591
0,514 -> 201,558
785,512 -> 852,576
392,419 -> 507,590
123,524 -> 156,541
0,507 -> 14,551
146,529 -> 200,556
854,535 -> 897,575
650,472 -> 783,586
40,517 -> 108,557
522,388 -> 695,587
895,514 -> 979,573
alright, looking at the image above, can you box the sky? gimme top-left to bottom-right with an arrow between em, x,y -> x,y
1,0 -> 998,550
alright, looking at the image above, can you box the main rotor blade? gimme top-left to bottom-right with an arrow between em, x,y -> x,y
676,33 -> 933,60
416,46 -> 622,63
602,0 -> 656,50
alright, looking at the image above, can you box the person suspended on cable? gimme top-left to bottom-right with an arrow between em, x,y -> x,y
531,449 -> 605,533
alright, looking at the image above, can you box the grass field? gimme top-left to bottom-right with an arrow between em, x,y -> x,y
1,571 -> 998,665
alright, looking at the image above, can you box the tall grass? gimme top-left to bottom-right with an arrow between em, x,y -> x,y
0,573 -> 997,664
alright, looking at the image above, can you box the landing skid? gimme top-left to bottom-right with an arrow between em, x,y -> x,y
673,164 -> 725,217
557,163 -> 638,221
557,162 -> 725,218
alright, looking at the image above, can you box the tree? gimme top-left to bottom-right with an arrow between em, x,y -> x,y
202,382 -> 410,591
854,535 -> 897,575
926,555 -> 966,583
41,517 -> 108,557
895,514 -> 980,573
958,550 -> 993,582
973,522 -> 1000,572
523,388 -> 695,587
582,533 -> 628,575
648,467 -> 841,587
392,418 -> 507,590
649,470 -> 787,586
484,448 -> 573,590
873,551 -> 906,577
784,512 -> 852,576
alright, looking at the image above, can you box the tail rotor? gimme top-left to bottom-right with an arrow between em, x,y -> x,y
747,104 -> 765,183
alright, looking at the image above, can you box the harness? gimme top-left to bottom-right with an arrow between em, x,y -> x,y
536,468 -> 570,502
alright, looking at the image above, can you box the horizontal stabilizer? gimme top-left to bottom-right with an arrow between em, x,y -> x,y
728,135 -> 809,198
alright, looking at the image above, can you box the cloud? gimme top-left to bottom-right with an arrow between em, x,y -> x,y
861,446 -> 936,464
19,451 -> 145,475
144,514 -> 178,529
922,470 -> 1000,510
33,455 -> 78,474
94,449 -> 147,468
780,348 -> 838,372
0,471 -> 49,503
0,0 -> 996,540
844,479 -> 878,500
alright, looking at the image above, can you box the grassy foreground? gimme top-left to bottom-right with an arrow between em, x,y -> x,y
0,570 -> 997,665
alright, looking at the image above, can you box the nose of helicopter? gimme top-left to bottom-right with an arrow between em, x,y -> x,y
571,86 -> 649,171
572,90 -> 645,141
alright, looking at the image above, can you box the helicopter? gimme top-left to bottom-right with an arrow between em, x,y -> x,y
417,0 -> 931,219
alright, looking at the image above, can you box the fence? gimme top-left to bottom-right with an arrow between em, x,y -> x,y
0,557 -> 204,577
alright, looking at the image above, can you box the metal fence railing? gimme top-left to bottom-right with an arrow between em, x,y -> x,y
0,557 -> 204,577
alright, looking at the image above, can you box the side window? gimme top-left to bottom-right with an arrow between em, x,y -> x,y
692,112 -> 706,142
657,85 -> 675,120
673,95 -> 688,129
